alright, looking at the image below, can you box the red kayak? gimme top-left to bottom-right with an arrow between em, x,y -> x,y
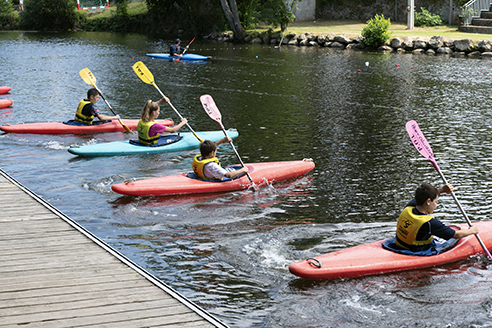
112,159 -> 315,196
289,221 -> 492,280
0,119 -> 173,134
0,99 -> 13,108
0,86 -> 11,94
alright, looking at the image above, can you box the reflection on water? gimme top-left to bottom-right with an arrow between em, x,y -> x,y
2,31 -> 492,327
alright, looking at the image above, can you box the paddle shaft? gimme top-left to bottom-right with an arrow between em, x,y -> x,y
94,88 -> 133,134
435,168 -> 492,258
217,122 -> 254,184
151,83 -> 203,142
181,37 -> 195,56
406,120 -> 492,259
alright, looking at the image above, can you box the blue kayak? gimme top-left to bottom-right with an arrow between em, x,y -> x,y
146,53 -> 209,61
67,129 -> 238,157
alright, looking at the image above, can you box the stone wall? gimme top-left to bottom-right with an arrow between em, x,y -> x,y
205,31 -> 492,59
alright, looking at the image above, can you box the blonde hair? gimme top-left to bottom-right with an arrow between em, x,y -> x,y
140,100 -> 159,122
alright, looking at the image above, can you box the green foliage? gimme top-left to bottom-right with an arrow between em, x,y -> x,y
414,7 -> 443,27
254,0 -> 297,32
361,14 -> 391,48
145,0 -> 224,34
21,0 -> 79,31
115,0 -> 129,16
0,0 -> 20,29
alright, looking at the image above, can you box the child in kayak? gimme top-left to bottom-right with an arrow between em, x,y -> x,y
137,96 -> 188,145
73,88 -> 120,125
383,183 -> 479,256
170,38 -> 188,57
192,138 -> 249,181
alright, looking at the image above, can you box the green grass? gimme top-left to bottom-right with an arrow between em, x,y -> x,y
259,19 -> 492,42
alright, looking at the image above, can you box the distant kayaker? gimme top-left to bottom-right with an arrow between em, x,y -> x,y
384,183 -> 479,256
137,96 -> 187,145
169,38 -> 188,57
73,88 -> 120,125
192,138 -> 249,181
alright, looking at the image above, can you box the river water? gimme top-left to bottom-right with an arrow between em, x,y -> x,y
2,31 -> 492,327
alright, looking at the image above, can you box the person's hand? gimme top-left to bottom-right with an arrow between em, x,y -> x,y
469,225 -> 479,235
439,183 -> 454,194
180,117 -> 188,125
158,96 -> 170,104
115,114 -> 120,119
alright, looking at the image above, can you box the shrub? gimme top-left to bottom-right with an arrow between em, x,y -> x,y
361,14 -> 392,49
415,7 -> 443,27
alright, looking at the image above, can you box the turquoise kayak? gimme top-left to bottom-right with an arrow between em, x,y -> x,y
67,129 -> 238,157
146,53 -> 209,61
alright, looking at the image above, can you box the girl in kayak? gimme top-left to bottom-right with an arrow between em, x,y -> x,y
170,38 -> 188,57
137,96 -> 188,145
384,183 -> 479,255
192,138 -> 249,181
73,88 -> 120,125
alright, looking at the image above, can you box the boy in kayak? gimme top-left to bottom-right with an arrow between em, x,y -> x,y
73,88 -> 120,125
170,38 -> 188,57
137,96 -> 188,145
384,183 -> 479,255
192,138 -> 249,181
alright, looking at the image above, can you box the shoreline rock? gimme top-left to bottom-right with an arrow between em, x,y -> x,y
204,32 -> 492,58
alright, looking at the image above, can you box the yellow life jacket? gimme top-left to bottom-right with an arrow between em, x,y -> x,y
192,155 -> 221,180
395,206 -> 434,249
137,120 -> 159,145
74,99 -> 94,125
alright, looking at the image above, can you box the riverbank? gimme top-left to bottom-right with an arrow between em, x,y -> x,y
252,19 -> 492,43
205,20 -> 492,58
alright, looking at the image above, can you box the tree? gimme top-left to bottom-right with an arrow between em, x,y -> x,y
256,0 -> 298,32
220,0 -> 245,40
21,0 -> 78,31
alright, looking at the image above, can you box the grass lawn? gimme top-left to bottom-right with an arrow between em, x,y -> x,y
267,19 -> 492,42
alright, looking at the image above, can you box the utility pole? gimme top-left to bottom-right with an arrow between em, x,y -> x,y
407,0 -> 414,29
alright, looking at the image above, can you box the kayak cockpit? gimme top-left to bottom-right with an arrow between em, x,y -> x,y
129,134 -> 182,147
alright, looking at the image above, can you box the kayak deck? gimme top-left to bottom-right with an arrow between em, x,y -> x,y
0,119 -> 173,134
147,53 -> 209,61
68,129 -> 239,157
111,159 -> 315,196
289,221 -> 492,280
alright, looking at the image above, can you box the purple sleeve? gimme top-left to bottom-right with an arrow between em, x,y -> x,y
148,123 -> 167,137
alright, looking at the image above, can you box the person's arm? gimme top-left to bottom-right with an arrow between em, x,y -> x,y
453,225 -> 479,239
438,183 -> 454,195
96,113 -> 120,121
164,117 -> 187,133
156,96 -> 169,105
224,166 -> 249,179
215,136 -> 232,147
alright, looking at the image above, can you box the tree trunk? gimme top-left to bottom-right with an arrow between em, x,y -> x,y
219,0 -> 245,41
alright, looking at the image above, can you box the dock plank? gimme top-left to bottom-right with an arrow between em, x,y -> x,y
0,170 -> 227,328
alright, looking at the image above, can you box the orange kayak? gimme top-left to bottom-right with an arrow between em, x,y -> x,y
0,99 -> 13,108
289,221 -> 492,280
112,159 -> 315,196
0,86 -> 11,94
0,119 -> 173,134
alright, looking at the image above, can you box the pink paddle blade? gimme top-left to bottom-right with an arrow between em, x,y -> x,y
200,94 -> 223,126
405,120 -> 440,171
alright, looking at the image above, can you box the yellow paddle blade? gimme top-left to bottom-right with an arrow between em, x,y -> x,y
132,61 -> 154,85
79,68 -> 97,87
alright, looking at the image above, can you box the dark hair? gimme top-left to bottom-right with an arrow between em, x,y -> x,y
200,140 -> 217,157
87,88 -> 100,99
415,183 -> 439,206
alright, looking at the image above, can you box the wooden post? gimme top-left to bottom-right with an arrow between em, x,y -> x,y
449,0 -> 453,25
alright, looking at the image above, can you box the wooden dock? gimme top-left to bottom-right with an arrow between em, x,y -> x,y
0,169 -> 228,328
